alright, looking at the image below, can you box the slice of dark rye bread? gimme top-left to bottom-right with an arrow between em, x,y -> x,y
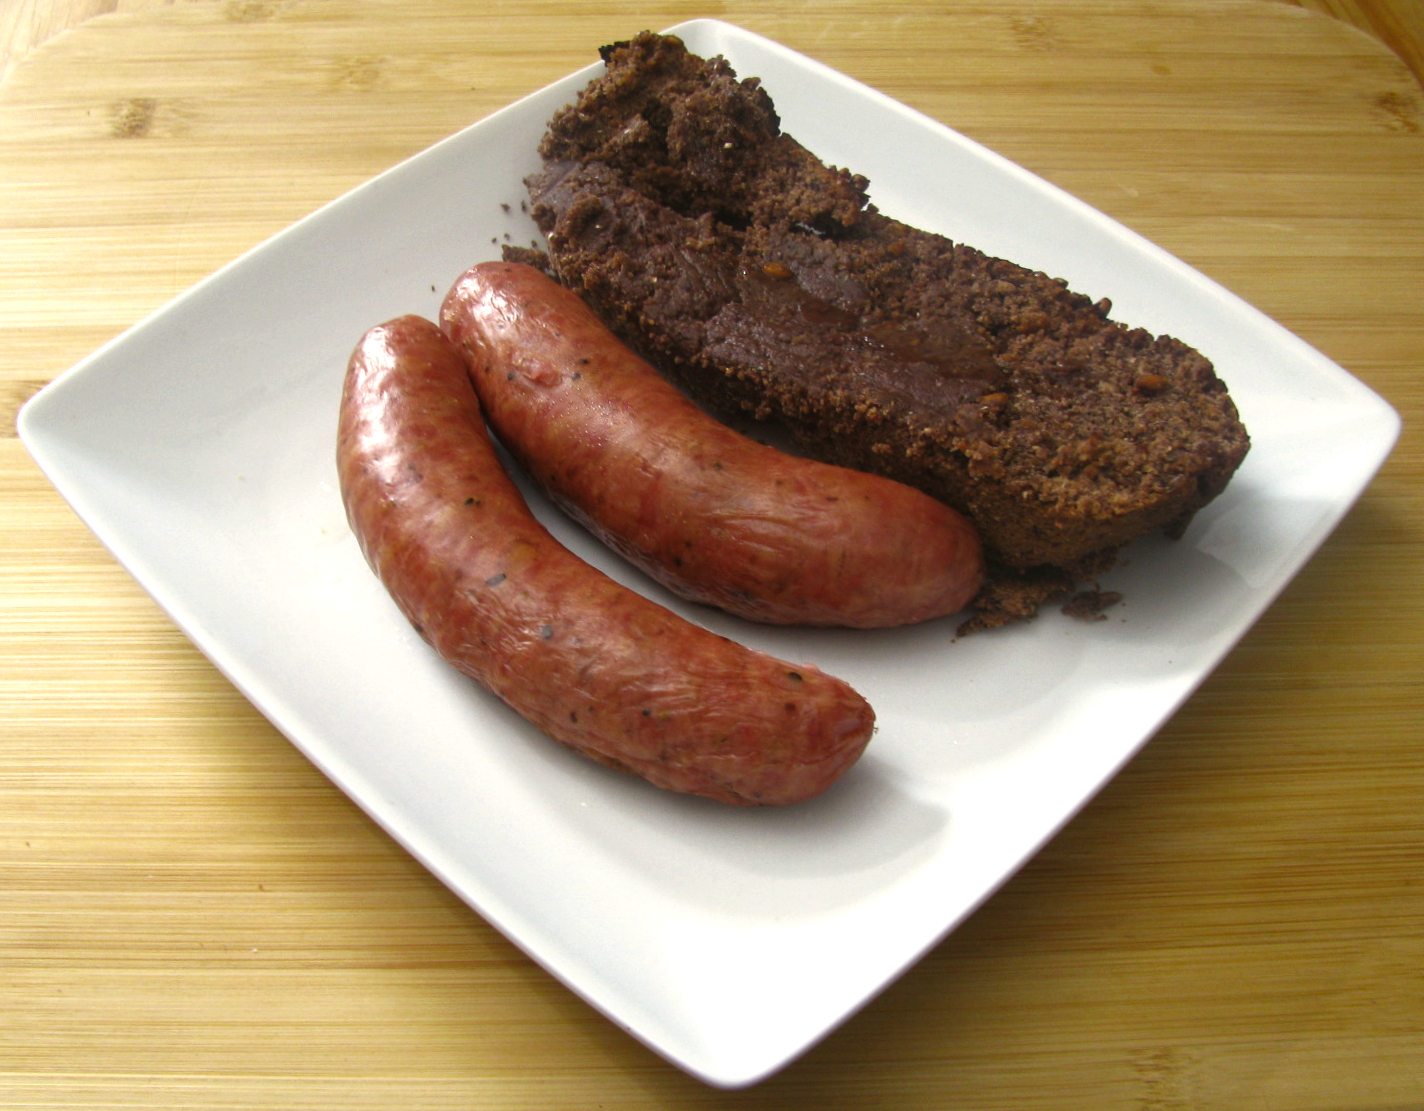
514,32 -> 1250,631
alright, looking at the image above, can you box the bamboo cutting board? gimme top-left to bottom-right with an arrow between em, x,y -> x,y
2,2 -> 1423,1108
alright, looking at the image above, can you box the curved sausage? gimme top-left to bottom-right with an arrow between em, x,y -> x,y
337,315 -> 874,806
439,261 -> 984,628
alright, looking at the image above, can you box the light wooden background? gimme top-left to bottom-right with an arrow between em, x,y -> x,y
4,0 -> 1420,86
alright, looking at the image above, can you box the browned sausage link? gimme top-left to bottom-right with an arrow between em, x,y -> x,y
336,315 -> 875,806
440,261 -> 984,628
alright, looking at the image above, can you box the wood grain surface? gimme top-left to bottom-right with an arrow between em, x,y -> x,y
3,0 -> 1423,86
2,1 -> 1422,1108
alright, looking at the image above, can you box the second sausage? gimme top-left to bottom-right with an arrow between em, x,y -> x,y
440,261 -> 984,628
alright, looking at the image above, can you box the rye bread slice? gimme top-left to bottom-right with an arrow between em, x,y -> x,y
521,31 -> 1250,615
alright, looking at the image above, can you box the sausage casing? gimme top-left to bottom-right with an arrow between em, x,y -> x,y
440,261 -> 984,628
337,315 -> 875,805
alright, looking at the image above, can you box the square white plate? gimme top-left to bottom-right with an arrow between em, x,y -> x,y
18,19 -> 1400,1089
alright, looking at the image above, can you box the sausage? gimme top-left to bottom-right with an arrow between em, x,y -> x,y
337,315 -> 875,806
439,261 -> 984,628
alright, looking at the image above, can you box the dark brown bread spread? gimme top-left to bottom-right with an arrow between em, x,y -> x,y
520,32 -> 1251,627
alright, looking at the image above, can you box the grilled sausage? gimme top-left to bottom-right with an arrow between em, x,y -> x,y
337,315 -> 874,805
440,261 -> 984,628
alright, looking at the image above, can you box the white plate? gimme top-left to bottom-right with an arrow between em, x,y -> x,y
18,19 -> 1400,1089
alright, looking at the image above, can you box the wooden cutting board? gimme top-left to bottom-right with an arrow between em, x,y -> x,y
2,2 -> 1422,1108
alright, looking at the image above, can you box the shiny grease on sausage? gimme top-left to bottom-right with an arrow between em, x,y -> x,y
440,261 -> 984,628
337,315 -> 874,806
